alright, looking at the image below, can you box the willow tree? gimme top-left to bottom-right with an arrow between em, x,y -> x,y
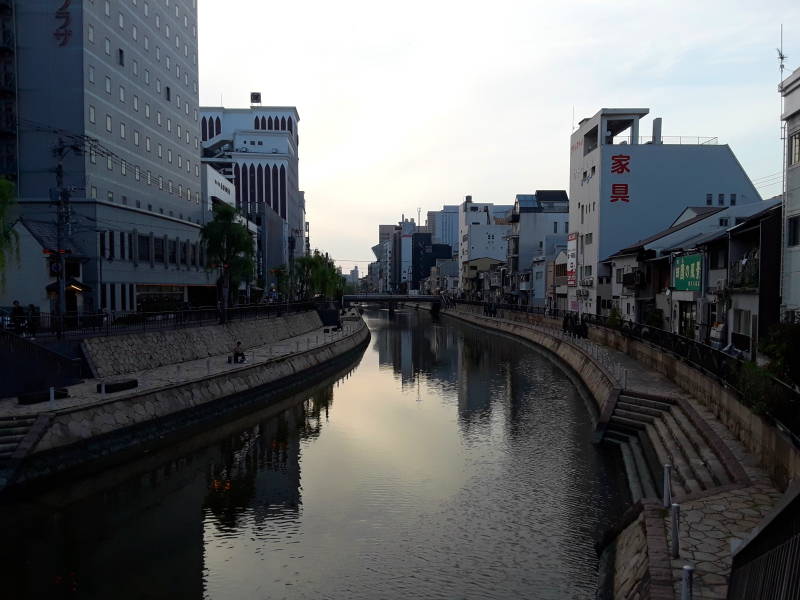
0,178 -> 18,290
292,251 -> 345,300
200,203 -> 254,316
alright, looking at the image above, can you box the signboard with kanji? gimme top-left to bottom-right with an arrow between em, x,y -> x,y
567,233 -> 577,286
609,154 -> 631,203
674,254 -> 702,291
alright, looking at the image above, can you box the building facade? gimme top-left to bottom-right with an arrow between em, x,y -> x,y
568,108 -> 761,315
10,0 -> 213,312
458,196 -> 511,290
780,67 -> 800,321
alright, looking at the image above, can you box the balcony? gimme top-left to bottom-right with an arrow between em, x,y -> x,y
555,275 -> 568,287
729,252 -> 759,290
622,270 -> 645,289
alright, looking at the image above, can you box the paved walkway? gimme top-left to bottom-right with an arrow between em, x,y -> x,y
447,307 -> 784,600
0,318 -> 363,418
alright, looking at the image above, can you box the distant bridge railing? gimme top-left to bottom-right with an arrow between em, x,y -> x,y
342,294 -> 444,304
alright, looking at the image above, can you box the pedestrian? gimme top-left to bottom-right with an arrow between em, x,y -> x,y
232,340 -> 246,364
11,300 -> 26,336
27,304 -> 40,339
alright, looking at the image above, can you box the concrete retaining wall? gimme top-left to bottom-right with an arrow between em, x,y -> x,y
34,320 -> 369,457
446,308 -> 619,419
82,311 -> 324,378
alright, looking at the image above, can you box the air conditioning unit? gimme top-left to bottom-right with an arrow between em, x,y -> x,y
581,277 -> 594,287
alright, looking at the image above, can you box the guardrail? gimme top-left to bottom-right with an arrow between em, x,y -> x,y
451,300 -> 800,439
4,302 -> 316,339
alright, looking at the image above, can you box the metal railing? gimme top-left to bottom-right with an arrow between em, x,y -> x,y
727,487 -> 800,600
3,302 -> 316,339
612,135 -> 718,145
451,300 -> 800,438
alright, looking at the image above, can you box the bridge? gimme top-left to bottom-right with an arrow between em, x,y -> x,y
341,294 -> 445,313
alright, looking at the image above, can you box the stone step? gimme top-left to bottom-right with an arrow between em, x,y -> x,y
0,442 -> 18,454
644,422 -> 688,499
609,415 -> 648,431
616,401 -> 665,419
0,426 -> 31,437
669,406 -> 733,488
0,434 -> 24,444
614,408 -> 656,425
660,410 -> 717,492
613,439 -> 644,504
650,416 -> 702,495
619,395 -> 673,412
629,437 -> 658,499
0,416 -> 36,426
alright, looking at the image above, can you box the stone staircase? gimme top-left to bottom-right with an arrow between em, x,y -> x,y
0,415 -> 36,467
604,393 -> 738,503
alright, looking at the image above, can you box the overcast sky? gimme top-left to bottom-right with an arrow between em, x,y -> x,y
198,0 -> 799,271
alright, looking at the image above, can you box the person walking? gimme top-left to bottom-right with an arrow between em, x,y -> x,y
27,304 -> 40,339
11,300 -> 26,336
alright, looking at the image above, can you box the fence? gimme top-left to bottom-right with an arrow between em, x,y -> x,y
4,302 -> 316,339
0,329 -> 83,397
452,300 -> 800,439
727,487 -> 800,600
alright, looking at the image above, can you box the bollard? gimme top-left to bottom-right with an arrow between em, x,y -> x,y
100,382 -> 106,395
49,386 -> 55,404
681,565 -> 694,600
671,503 -> 681,559
663,464 -> 673,508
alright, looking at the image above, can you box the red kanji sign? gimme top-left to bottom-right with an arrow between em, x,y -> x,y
53,0 -> 73,47
610,183 -> 630,203
611,154 -> 631,174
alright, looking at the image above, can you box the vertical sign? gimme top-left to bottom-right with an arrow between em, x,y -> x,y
609,154 -> 631,203
54,0 -> 73,47
567,233 -> 577,287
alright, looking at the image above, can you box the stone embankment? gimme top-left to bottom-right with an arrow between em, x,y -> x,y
436,303 -> 787,600
0,310 -> 369,490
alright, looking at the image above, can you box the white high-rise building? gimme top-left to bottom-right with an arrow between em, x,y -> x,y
568,108 -> 761,315
780,68 -> 800,320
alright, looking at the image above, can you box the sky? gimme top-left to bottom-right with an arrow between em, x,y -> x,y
198,0 -> 800,271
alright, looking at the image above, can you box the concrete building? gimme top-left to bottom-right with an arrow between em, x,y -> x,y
409,232 -> 451,291
506,191 -> 569,304
426,205 -> 459,250
200,104 -> 304,289
568,108 -> 761,315
10,0 -> 214,312
458,196 -> 512,290
780,67 -> 800,321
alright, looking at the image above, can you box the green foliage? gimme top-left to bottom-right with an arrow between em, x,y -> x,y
607,306 -> 623,328
736,362 -> 773,415
291,251 -> 345,300
760,322 -> 800,388
200,203 -> 254,307
736,361 -> 799,435
0,178 -> 19,290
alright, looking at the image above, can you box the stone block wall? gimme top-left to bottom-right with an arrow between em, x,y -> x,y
82,311 -> 323,378
35,320 -> 369,455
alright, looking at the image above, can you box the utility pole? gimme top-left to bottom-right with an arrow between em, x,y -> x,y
51,138 -> 76,334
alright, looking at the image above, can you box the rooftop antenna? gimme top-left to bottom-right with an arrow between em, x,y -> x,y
778,24 -> 787,80
572,105 -> 575,131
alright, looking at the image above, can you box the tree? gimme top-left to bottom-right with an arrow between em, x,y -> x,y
282,250 -> 345,301
200,203 -> 254,317
0,178 -> 19,290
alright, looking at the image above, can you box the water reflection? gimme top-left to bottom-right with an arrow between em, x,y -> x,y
0,309 -> 629,600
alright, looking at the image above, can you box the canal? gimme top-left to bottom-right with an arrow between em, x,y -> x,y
1,309 -> 630,599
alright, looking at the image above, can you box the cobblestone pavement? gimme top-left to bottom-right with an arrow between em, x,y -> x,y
0,320 -> 362,417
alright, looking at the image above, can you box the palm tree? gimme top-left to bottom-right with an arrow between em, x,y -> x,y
0,178 -> 19,290
200,203 -> 254,319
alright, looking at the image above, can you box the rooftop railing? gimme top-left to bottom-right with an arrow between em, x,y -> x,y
612,135 -> 718,145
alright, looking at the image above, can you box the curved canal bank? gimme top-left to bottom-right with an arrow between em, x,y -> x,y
0,308 -> 630,600
0,310 -> 370,492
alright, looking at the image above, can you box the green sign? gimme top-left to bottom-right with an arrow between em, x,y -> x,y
674,254 -> 702,291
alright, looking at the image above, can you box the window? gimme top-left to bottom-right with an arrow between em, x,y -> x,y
156,79 -> 161,93
120,122 -> 126,139
118,13 -> 124,29
133,95 -> 139,111
706,193 -> 712,206
719,217 -> 729,227
145,103 -> 150,118
167,148 -> 172,163
585,233 -> 593,244
733,308 -> 751,336
104,0 -> 110,16
105,38 -> 111,55
144,36 -> 149,51
563,222 -> 568,233
157,143 -> 162,158
107,156 -> 113,170
138,235 -> 151,262
135,167 -> 140,181
167,118 -> 171,132
144,2 -> 149,17
89,146 -> 97,163
616,268 -> 623,283
133,60 -> 139,76
144,69 -> 150,84
88,105 -> 96,123
553,221 -> 558,234
134,130 -> 139,146
790,131 -> 800,167
157,111 -> 162,126
583,265 -> 593,277
107,191 -> 114,202
90,186 -> 97,199
105,76 -> 111,94
132,24 -> 137,41
105,114 -> 112,132
119,85 -> 125,102
789,216 -> 800,247
88,65 -> 95,83
88,24 -> 94,43
730,193 -> 737,206
718,193 -> 725,206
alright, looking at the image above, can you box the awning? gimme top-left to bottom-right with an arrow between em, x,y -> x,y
47,279 -> 92,293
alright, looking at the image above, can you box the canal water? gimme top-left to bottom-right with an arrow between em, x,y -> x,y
1,309 -> 629,599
